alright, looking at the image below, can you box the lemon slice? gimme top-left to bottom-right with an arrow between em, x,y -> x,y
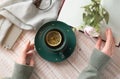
46,30 -> 62,47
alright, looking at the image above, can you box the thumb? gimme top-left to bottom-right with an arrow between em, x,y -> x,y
95,37 -> 102,50
27,50 -> 35,66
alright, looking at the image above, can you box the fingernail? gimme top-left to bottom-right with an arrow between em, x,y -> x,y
28,50 -> 35,54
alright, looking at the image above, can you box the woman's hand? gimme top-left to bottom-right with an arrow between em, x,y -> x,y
95,28 -> 115,57
16,41 -> 35,66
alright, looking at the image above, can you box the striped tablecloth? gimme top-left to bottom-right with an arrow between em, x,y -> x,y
0,30 -> 120,79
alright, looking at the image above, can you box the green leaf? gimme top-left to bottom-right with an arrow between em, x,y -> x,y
83,4 -> 92,8
91,0 -> 96,2
104,13 -> 109,24
91,0 -> 100,3
83,13 -> 94,25
103,8 -> 109,24
95,24 -> 100,32
85,7 -> 91,13
95,14 -> 103,23
83,13 -> 88,24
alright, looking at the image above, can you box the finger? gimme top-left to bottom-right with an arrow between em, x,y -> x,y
104,28 -> 113,48
102,28 -> 114,56
95,37 -> 102,50
26,52 -> 34,65
30,57 -> 34,66
29,43 -> 34,50
24,41 -> 31,52
21,41 -> 31,59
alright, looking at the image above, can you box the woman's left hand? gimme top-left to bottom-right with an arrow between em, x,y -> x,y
16,41 -> 35,66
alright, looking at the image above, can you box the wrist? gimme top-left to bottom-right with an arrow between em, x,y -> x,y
89,48 -> 110,70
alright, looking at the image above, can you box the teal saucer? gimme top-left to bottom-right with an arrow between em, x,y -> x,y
35,21 -> 76,62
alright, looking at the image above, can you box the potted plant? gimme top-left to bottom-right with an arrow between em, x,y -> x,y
82,0 -> 109,37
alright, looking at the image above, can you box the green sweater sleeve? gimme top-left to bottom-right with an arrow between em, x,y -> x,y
12,63 -> 34,79
2,63 -> 34,79
78,48 -> 110,79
